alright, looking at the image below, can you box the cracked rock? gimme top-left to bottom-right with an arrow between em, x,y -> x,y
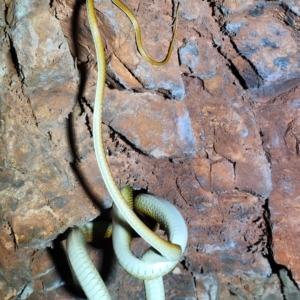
2,0 -> 300,298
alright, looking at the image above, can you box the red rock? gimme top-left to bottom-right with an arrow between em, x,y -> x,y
256,85 -> 300,287
211,159 -> 234,192
1,0 -> 300,298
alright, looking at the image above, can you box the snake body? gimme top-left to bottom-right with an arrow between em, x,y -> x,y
87,0 -> 182,262
112,192 -> 188,280
67,188 -> 188,299
66,0 -> 187,299
66,227 -> 111,300
112,0 -> 180,66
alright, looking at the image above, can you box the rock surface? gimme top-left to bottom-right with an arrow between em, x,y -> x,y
256,85 -> 300,287
1,0 -> 300,299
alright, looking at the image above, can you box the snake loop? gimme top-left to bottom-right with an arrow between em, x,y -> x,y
67,187 -> 188,299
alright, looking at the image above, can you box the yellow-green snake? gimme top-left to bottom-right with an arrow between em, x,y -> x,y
67,187 -> 188,299
111,0 -> 180,66
66,0 -> 187,299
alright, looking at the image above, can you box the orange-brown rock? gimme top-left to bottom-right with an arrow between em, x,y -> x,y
1,0 -> 300,299
256,85 -> 300,287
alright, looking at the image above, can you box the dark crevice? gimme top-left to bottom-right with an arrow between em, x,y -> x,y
107,65 -> 172,99
233,186 -> 264,198
214,44 -> 248,89
18,283 -> 31,298
281,268 -> 300,293
156,88 -> 173,100
209,1 -> 217,18
47,131 -> 52,141
76,98 -> 85,116
259,129 -> 273,164
47,236 -> 89,299
106,125 -> 148,158
49,0 -> 54,9
4,2 -> 9,25
7,221 -> 18,250
228,39 -> 264,87
264,150 -> 272,165
262,198 -> 284,294
75,96 -> 94,137
105,72 -> 127,90
8,36 -> 24,82
262,199 -> 300,299
215,24 -> 264,89
85,114 -> 93,138
192,275 -> 199,300
232,161 -> 236,179
111,55 -> 143,86
180,258 -> 189,271
279,3 -> 300,30
227,58 -> 249,89
209,10 -> 253,89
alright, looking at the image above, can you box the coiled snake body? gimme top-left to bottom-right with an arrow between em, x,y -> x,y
66,1 -> 187,299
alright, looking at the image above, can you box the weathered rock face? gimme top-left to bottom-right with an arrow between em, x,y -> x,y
255,85 -> 300,287
1,0 -> 300,299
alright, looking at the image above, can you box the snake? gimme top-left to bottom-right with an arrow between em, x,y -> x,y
111,0 -> 180,66
67,187 -> 188,299
66,0 -> 187,299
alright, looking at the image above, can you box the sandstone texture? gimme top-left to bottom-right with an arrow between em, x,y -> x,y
0,0 -> 300,299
